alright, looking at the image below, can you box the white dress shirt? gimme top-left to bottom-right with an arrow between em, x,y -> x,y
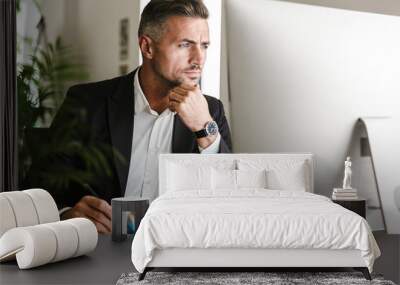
124,68 -> 221,201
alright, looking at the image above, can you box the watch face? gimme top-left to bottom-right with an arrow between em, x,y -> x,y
206,121 -> 218,136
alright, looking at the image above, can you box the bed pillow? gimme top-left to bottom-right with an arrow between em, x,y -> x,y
237,159 -> 309,191
236,169 -> 268,189
211,169 -> 268,190
267,165 -> 307,191
167,163 -> 212,191
212,168 -> 237,190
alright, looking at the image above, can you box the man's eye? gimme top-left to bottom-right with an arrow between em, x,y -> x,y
202,44 -> 209,50
179,43 -> 190,48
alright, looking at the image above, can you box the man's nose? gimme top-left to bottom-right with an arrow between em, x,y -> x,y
190,45 -> 206,67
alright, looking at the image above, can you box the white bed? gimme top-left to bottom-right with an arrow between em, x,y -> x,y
131,154 -> 380,280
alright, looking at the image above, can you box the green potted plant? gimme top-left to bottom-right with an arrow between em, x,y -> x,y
17,2 -> 124,198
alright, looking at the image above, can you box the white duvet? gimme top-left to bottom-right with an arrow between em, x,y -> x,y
131,189 -> 380,273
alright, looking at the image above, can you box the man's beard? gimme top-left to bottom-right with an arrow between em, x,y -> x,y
152,62 -> 200,91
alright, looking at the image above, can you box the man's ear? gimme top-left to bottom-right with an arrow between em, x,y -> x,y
139,35 -> 155,59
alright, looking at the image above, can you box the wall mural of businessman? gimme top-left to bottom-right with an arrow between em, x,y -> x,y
45,0 -> 232,233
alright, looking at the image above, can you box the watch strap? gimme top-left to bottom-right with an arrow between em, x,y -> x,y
194,128 -> 208,138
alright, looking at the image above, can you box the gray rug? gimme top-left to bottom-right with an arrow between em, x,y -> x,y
116,272 -> 396,285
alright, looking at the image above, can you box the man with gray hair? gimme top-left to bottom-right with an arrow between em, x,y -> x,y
49,0 -> 232,233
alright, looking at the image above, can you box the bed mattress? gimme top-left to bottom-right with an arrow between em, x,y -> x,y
131,189 -> 380,273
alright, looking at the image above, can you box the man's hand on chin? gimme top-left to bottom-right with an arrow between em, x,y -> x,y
61,196 -> 112,234
168,84 -> 217,149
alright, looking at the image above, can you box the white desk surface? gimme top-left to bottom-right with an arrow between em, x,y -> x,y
0,235 -> 134,284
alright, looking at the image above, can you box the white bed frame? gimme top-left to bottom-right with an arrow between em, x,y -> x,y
140,154 -> 370,280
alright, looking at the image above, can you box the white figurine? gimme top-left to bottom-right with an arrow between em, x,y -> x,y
342,156 -> 352,189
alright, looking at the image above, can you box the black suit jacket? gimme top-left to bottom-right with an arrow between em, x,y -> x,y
46,69 -> 232,208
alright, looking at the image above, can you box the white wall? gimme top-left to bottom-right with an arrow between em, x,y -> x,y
283,0 -> 400,17
225,0 -> 400,282
226,0 -> 400,196
62,0 -> 140,82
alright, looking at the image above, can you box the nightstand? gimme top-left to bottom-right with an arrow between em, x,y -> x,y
332,198 -> 366,218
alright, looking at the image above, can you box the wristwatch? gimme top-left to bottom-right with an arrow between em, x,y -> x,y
194,121 -> 219,138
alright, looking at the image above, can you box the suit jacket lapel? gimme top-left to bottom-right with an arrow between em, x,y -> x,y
172,115 -> 197,153
107,69 -> 136,194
